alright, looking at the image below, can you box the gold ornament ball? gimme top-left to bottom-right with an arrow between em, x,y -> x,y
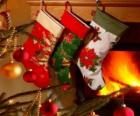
0,61 -> 22,79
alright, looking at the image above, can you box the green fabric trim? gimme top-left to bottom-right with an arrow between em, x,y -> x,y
52,32 -> 82,84
52,33 -> 82,70
94,8 -> 128,36
57,67 -> 71,84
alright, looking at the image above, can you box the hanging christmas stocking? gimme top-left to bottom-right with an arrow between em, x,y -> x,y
77,8 -> 128,90
13,10 -> 64,88
51,9 -> 90,84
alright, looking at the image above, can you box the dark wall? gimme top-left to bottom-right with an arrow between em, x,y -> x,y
113,23 -> 140,50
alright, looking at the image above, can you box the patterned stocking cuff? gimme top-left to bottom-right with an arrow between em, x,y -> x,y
61,10 -> 90,39
93,8 -> 128,36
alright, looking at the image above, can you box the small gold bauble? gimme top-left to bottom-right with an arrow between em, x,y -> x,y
0,61 -> 22,79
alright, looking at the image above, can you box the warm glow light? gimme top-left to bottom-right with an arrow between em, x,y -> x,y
99,51 -> 140,95
136,90 -> 140,94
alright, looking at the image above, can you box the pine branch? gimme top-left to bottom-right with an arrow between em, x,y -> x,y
0,101 -> 32,110
0,84 -> 61,104
16,21 -> 35,33
0,107 -> 25,115
20,30 -> 41,42
0,93 -> 6,102
0,21 -> 34,43
73,96 -> 110,116
73,86 -> 131,116
59,105 -> 78,116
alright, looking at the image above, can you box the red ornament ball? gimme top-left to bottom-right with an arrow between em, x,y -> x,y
40,101 -> 58,116
23,70 -> 37,83
13,48 -> 31,62
113,104 -> 134,116
34,70 -> 50,88
13,48 -> 24,62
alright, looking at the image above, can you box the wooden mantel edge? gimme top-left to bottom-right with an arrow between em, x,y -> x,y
27,0 -> 140,7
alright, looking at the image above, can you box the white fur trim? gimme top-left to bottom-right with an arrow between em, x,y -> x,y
36,10 -> 64,38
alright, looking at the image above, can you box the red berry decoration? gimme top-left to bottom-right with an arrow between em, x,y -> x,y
113,104 -> 134,116
22,49 -> 31,61
61,84 -> 70,91
23,70 -> 37,83
34,70 -> 50,88
13,48 -> 24,62
40,101 -> 58,116
13,48 -> 31,62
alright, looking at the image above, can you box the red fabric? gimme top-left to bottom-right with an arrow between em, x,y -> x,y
23,39 -> 37,57
23,21 -> 55,70
61,11 -> 89,39
31,22 -> 50,41
34,69 -> 50,88
22,21 -> 54,88
23,22 -> 51,55
22,60 -> 45,73
79,48 -> 97,69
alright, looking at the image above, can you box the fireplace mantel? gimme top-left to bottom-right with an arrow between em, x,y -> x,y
27,0 -> 140,22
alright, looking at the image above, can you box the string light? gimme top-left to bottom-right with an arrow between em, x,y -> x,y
0,9 -> 18,58
23,89 -> 42,116
0,27 -> 16,57
36,88 -> 42,116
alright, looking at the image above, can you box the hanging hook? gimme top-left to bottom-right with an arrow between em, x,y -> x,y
65,0 -> 72,12
91,0 -> 100,16
96,0 -> 105,11
40,0 -> 43,10
96,0 -> 100,4
40,0 -> 47,11
96,0 -> 101,7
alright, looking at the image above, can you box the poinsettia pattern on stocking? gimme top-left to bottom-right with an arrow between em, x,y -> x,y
77,23 -> 117,90
77,8 -> 128,90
